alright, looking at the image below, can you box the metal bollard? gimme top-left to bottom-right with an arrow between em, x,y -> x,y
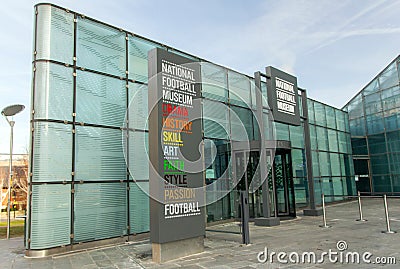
382,194 -> 396,234
319,194 -> 330,228
240,191 -> 250,244
356,191 -> 367,222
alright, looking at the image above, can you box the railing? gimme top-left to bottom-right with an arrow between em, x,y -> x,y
320,192 -> 399,234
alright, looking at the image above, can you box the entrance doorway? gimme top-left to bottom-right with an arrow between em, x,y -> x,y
272,149 -> 296,217
233,147 -> 296,219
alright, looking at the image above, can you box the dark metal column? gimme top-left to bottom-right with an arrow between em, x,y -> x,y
254,72 -> 270,217
301,89 -> 322,216
253,72 -> 280,226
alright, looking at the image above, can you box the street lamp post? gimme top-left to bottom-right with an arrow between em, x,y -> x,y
1,104 -> 25,239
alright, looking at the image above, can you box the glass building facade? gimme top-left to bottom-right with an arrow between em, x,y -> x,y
344,55 -> 400,193
27,3 -> 355,254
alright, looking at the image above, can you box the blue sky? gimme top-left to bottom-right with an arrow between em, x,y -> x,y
0,0 -> 399,154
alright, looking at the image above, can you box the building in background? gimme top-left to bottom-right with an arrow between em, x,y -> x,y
344,55 -> 400,193
0,154 -> 29,212
26,3 -> 356,256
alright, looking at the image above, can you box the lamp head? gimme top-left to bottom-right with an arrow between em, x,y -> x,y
1,104 -> 25,117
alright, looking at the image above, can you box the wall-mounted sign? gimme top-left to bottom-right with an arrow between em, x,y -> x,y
266,66 -> 301,126
148,48 -> 205,244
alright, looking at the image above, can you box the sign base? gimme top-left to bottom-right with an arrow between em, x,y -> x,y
152,236 -> 204,263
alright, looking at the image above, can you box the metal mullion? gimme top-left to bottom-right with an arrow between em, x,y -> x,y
70,13 -> 78,245
27,5 -> 39,250
125,32 -> 131,238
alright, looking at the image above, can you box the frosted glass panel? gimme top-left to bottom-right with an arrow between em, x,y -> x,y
228,71 -> 251,107
30,184 -> 71,249
128,83 -> 148,131
74,183 -> 127,242
36,5 -> 74,64
34,62 -> 73,121
231,106 -> 254,141
75,126 -> 126,181
129,131 -> 149,180
128,36 -> 161,83
76,71 -> 126,127
77,18 -> 126,76
203,99 -> 230,139
129,182 -> 149,233
201,62 -> 228,102
32,122 -> 72,182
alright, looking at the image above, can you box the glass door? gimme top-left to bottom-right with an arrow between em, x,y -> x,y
274,150 -> 296,217
233,150 -> 263,219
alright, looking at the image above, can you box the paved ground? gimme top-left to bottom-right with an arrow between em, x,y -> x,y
1,198 -> 400,268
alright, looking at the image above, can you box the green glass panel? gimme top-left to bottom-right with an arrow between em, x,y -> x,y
228,71 -> 251,108
32,122 -> 72,182
349,117 -> 366,136
314,178 -> 322,205
128,82 -> 148,131
366,113 -> 385,134
309,125 -> 317,150
364,92 -> 382,115
346,94 -> 364,120
384,109 -> 399,131
76,71 -> 126,127
312,151 -> 320,177
128,36 -> 162,83
273,122 -> 289,141
373,175 -> 392,192
77,18 -> 126,76
370,154 -> 390,175
327,129 -> 338,152
261,81 -> 268,107
351,137 -> 368,155
339,154 -> 346,176
231,106 -> 254,141
325,106 -> 336,129
335,110 -> 346,131
298,95 -> 303,118
307,99 -> 315,124
263,111 -> 273,140
34,62 -> 73,121
362,78 -> 380,95
379,62 -> 398,89
318,152 -> 331,176
74,182 -> 127,242
292,149 -> 305,178
330,153 -> 341,176
314,102 -> 326,127
389,153 -> 400,175
36,5 -> 74,64
129,131 -> 149,181
201,62 -> 228,102
337,132 -> 348,153
250,78 -> 257,109
322,178 -> 333,202
332,177 -> 344,199
203,99 -> 230,139
130,182 -> 149,234
382,86 -> 400,111
368,133 -> 387,154
386,131 -> 400,152
344,113 -> 350,133
30,184 -> 71,249
75,126 -> 126,181
289,124 -> 304,148
316,126 -> 328,151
